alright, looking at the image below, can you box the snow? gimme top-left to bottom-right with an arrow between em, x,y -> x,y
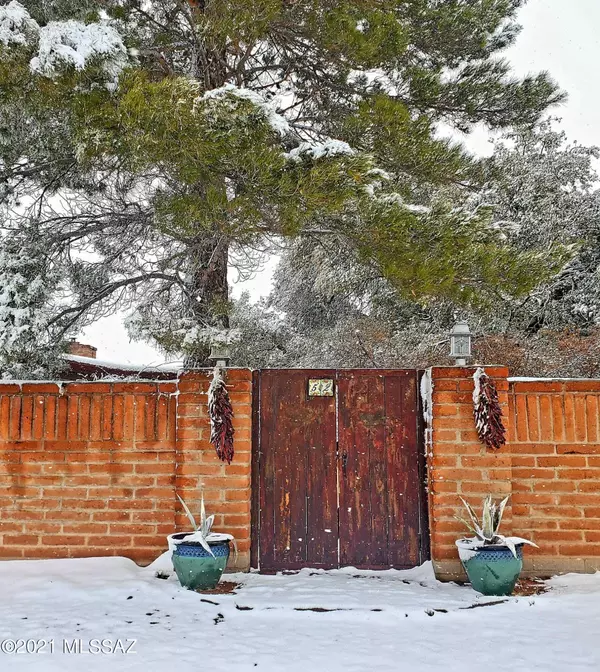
456,537 -> 537,562
30,20 -> 128,86
63,353 -> 180,374
378,192 -> 431,213
201,84 -> 291,136
420,369 -> 433,451
0,1 -> 38,45
472,366 -> 484,406
285,139 -> 356,162
1,555 -> 600,670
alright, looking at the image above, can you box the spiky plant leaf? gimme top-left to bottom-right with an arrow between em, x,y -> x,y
481,495 -> 495,540
201,513 -> 215,538
177,494 -> 198,531
454,515 -> 481,538
188,530 -> 215,557
200,493 -> 207,529
494,495 -> 510,533
497,534 -> 517,559
459,497 -> 481,531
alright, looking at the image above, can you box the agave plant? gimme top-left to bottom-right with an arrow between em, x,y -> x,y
176,493 -> 217,556
456,495 -> 537,558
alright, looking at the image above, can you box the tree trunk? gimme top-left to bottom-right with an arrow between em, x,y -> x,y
183,6 -> 230,368
183,235 -> 229,368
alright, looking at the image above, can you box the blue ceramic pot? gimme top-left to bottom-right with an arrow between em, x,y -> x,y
457,539 -> 524,596
172,539 -> 230,591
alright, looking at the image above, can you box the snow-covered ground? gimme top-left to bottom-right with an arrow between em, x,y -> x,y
0,555 -> 599,671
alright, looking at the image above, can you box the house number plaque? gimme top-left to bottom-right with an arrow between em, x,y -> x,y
308,379 -> 334,397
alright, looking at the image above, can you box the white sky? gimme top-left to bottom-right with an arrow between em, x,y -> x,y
82,0 -> 600,364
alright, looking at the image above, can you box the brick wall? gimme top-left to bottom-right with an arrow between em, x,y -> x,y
175,370 -> 252,570
427,366 -> 511,580
509,379 -> 600,576
0,371 -> 251,569
428,367 -> 600,580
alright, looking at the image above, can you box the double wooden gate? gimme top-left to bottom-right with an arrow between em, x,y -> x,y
251,370 -> 429,571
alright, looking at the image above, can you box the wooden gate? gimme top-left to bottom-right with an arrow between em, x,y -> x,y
251,370 -> 429,571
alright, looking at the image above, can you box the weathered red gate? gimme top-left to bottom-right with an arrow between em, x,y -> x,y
251,370 -> 429,571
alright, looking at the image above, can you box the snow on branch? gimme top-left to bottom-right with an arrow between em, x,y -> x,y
0,1 -> 39,46
201,83 -> 291,136
285,139 -> 356,162
31,20 -> 129,85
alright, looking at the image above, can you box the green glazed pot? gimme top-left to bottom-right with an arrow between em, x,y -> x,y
456,539 -> 523,596
172,537 -> 230,591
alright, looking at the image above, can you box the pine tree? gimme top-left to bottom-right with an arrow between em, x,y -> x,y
0,1 -> 565,372
237,121 -> 600,375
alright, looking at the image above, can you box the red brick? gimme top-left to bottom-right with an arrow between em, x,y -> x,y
586,396 -> 598,443
564,394 -> 576,442
512,468 -> 555,480
514,443 -> 554,454
512,381 -> 564,393
532,480 -> 576,493
551,395 -> 565,442
512,493 -> 556,506
574,396 -> 587,443
567,381 -> 600,392
9,396 -> 21,440
102,396 -> 116,434
558,444 -> 600,455
559,519 -> 596,530
3,535 -> 39,546
431,380 -> 459,391
538,506 -> 583,518
558,494 -> 600,506
434,468 -> 482,481
559,544 -> 600,556
113,383 -> 158,394
512,456 -> 536,467
538,455 -> 586,467
460,481 -> 511,494
32,396 -> 45,440
132,536 -> 164,547
79,397 -> 96,437
534,530 -> 583,543
86,535 -> 132,546
63,523 -> 108,534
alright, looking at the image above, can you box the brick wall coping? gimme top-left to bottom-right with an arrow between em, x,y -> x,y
0,379 -> 178,385
509,377 -> 600,382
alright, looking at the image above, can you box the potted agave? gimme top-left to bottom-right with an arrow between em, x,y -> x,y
456,495 -> 537,596
168,494 -> 234,591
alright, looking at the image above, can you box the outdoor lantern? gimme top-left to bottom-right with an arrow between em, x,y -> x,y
209,342 -> 231,368
449,321 -> 472,365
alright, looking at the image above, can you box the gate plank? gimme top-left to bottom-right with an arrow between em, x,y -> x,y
338,371 -> 386,568
384,373 -> 421,567
306,404 -> 338,568
257,370 -> 337,571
